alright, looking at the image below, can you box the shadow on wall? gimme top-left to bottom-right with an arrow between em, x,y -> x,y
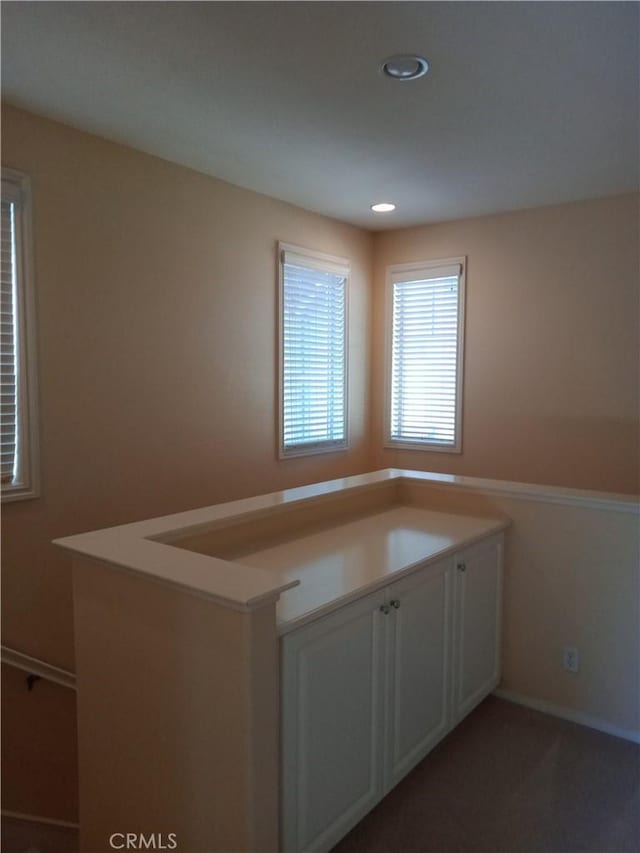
1,664 -> 78,825
1,817 -> 77,853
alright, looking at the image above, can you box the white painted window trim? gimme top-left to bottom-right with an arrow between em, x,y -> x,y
277,241 -> 350,459
1,167 -> 40,502
384,257 -> 466,454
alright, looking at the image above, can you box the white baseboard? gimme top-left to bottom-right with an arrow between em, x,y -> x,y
1,809 -> 79,830
493,688 -> 640,744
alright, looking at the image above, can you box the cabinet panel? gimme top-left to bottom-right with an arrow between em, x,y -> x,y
453,534 -> 503,722
281,589 -> 386,853
385,558 -> 452,790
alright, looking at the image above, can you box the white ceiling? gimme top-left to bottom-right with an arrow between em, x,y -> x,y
2,2 -> 638,229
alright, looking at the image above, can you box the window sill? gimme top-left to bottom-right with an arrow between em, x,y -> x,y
2,483 -> 40,503
279,442 -> 349,460
384,439 -> 462,454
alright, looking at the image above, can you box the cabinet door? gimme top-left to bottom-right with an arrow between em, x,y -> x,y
281,589 -> 387,853
453,533 -> 503,723
384,558 -> 452,790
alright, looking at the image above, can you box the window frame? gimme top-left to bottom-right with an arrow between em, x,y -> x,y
277,241 -> 350,459
384,256 -> 466,454
1,167 -> 40,502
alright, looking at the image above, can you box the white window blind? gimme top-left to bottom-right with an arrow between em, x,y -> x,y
1,169 -> 39,501
1,197 -> 17,484
279,245 -> 348,457
387,259 -> 465,452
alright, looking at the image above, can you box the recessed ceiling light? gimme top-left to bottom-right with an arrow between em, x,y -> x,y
371,203 -> 396,213
381,55 -> 429,81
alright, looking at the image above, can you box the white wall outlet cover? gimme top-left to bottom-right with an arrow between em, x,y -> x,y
563,646 -> 579,673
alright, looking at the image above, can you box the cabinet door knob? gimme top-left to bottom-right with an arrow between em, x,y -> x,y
457,562 -> 466,572
390,599 -> 401,609
379,604 -> 390,615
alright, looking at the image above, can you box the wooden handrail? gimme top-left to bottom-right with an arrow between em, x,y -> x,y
1,645 -> 76,690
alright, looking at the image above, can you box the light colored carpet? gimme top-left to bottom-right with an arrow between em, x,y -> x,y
331,696 -> 640,853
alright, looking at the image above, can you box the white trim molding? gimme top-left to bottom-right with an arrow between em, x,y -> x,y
384,257 -> 466,455
277,241 -> 350,459
1,167 -> 41,503
396,469 -> 640,514
494,688 -> 640,744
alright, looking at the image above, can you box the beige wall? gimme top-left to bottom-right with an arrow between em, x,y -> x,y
72,559 -> 279,853
1,104 -> 373,672
373,195 -> 640,494
2,103 -> 639,828
403,482 -> 640,736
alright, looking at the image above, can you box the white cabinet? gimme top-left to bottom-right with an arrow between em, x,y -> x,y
281,588 -> 387,853
281,533 -> 504,853
452,534 -> 503,724
384,558 -> 452,790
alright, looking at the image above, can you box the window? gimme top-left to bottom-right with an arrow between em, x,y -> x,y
385,257 -> 465,453
1,168 -> 39,501
278,243 -> 348,457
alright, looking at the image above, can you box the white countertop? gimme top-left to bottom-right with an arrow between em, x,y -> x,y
53,471 -> 405,610
53,468 -> 636,612
236,505 -> 509,633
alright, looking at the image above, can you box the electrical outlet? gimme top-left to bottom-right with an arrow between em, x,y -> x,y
563,646 -> 579,673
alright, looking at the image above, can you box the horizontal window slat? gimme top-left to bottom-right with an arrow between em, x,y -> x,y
284,418 -> 345,429
392,410 -> 455,419
392,428 -> 455,437
284,428 -> 345,437
393,423 -> 455,432
392,410 -> 456,420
